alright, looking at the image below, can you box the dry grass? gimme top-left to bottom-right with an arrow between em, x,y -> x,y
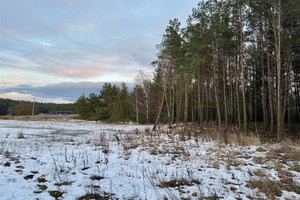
158,178 -> 200,188
48,190 -> 64,199
247,166 -> 300,198
280,177 -> 300,194
265,148 -> 278,160
246,179 -> 282,199
253,169 -> 267,177
253,157 -> 265,165
290,164 -> 300,172
274,162 -> 283,172
77,193 -> 109,200
188,125 -> 261,146
213,161 -> 220,169
256,147 -> 265,152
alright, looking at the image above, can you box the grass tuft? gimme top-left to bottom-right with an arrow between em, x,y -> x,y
246,179 -> 282,199
77,193 -> 109,200
48,190 -> 63,199
158,178 -> 194,188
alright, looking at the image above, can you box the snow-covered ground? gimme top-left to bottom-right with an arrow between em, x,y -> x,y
0,119 -> 299,200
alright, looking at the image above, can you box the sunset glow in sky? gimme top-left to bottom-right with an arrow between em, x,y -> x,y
0,0 -> 198,103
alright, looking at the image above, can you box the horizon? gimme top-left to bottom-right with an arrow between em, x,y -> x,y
0,0 -> 198,103
0,81 -> 136,103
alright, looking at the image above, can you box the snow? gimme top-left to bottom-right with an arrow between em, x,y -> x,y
0,119 -> 299,200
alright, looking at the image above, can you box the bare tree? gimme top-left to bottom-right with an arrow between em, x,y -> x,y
137,71 -> 152,123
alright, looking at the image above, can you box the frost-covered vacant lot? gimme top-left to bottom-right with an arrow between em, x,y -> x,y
0,119 -> 299,200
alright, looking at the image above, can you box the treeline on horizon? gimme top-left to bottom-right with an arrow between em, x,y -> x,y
77,0 -> 299,138
0,98 -> 75,116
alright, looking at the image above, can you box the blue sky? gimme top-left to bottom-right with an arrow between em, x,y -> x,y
0,0 -> 198,103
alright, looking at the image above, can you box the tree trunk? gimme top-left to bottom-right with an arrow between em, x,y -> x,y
206,82 -> 210,122
265,16 -> 274,133
135,88 -> 139,124
198,67 -> 202,124
223,54 -> 228,127
165,88 -> 172,127
283,47 -> 291,130
184,81 -> 188,124
146,97 -> 149,124
273,0 -> 282,139
201,68 -> 205,126
172,87 -> 175,123
153,86 -> 166,131
235,41 -> 241,128
212,33 -> 222,126
176,81 -> 182,125
260,22 -> 268,129
240,5 -> 247,132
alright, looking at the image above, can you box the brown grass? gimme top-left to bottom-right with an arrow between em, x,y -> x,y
189,125 -> 261,146
253,169 -> 267,177
158,178 -> 196,188
253,157 -> 265,165
246,179 -> 282,199
280,177 -> 300,194
290,164 -> 300,172
77,193 -> 109,200
265,148 -> 278,160
274,162 -> 283,172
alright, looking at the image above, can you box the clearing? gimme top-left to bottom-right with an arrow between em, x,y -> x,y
0,119 -> 299,199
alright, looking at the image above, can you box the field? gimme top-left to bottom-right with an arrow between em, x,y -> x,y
0,118 -> 299,200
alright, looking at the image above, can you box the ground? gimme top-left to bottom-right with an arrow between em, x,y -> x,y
0,118 -> 299,200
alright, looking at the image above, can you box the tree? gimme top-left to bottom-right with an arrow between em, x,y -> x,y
136,71 -> 151,123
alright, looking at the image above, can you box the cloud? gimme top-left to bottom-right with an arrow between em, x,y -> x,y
0,92 -> 72,104
0,0 -> 197,98
0,82 -> 134,103
54,68 -> 104,78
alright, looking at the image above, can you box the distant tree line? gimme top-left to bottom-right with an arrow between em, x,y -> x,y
77,0 -> 299,138
0,98 -> 74,116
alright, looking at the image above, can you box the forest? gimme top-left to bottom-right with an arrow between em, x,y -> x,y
76,0 -> 299,139
0,98 -> 74,116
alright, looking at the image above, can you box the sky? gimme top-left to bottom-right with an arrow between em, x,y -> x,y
0,0 -> 198,103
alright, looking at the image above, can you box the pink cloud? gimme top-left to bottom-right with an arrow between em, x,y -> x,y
51,56 -> 123,79
55,67 -> 104,78
0,82 -> 20,87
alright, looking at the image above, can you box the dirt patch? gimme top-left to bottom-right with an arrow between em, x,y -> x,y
48,190 -> 64,199
24,174 -> 34,180
37,184 -> 48,191
90,175 -> 104,181
37,177 -> 47,183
